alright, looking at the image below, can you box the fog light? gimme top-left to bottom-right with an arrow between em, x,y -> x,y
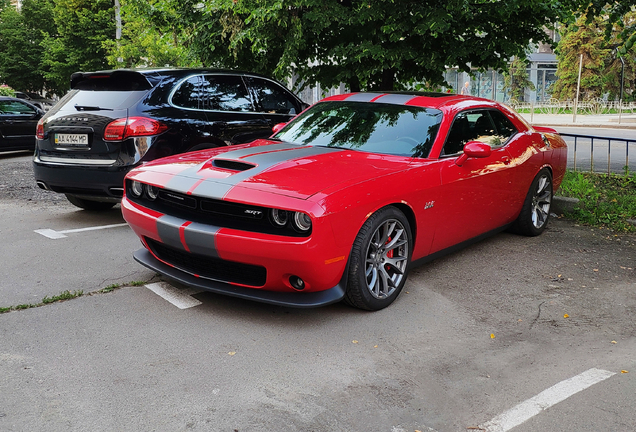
289,276 -> 305,291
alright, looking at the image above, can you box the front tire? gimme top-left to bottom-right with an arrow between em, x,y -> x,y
65,195 -> 116,211
513,168 -> 553,236
345,206 -> 412,311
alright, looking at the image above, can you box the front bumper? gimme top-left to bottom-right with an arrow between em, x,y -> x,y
122,197 -> 351,307
134,248 -> 346,308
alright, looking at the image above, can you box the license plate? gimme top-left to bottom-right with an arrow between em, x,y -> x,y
55,133 -> 88,146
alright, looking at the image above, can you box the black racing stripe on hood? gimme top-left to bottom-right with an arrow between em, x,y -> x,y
191,145 -> 343,200
163,161 -> 207,195
214,143 -> 302,159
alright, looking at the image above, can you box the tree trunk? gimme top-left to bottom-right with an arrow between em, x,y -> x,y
380,68 -> 395,91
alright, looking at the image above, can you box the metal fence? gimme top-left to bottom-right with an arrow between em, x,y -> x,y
559,133 -> 636,175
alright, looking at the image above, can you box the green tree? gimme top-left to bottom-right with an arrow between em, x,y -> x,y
122,0 -> 581,92
195,0 -> 584,92
503,58 -> 535,102
551,14 -> 610,100
0,0 -> 55,93
552,12 -> 636,101
105,0 -> 203,68
41,0 -> 115,93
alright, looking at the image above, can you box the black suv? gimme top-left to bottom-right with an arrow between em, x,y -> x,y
33,68 -> 306,210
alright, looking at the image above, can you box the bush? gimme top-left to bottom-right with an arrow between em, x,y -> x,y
557,170 -> 636,232
0,84 -> 15,96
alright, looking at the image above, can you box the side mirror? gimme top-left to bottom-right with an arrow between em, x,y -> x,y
455,141 -> 492,166
272,122 -> 287,134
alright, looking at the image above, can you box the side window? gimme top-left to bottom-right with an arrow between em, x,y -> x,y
172,75 -> 253,112
0,100 -> 37,115
442,110 -> 508,156
489,109 -> 518,143
246,77 -> 300,115
172,76 -> 205,109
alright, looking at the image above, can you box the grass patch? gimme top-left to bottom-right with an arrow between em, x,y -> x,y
0,280 -> 150,314
557,170 -> 636,232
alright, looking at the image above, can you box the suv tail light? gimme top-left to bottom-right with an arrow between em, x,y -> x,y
104,117 -> 168,141
36,118 -> 45,140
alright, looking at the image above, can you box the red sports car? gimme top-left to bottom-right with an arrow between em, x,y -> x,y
121,92 -> 567,310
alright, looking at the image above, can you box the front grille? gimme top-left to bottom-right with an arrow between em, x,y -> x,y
146,237 -> 267,287
127,181 -> 310,237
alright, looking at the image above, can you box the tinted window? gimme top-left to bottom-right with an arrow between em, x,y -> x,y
275,101 -> 442,158
0,100 -> 37,115
56,90 -> 148,111
442,109 -> 513,156
489,109 -> 518,140
247,77 -> 300,114
172,75 -> 253,112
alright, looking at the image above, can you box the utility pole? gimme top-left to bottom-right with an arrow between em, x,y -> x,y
573,54 -> 583,123
114,0 -> 122,64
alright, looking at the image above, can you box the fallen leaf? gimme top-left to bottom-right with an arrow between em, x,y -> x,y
621,370 -> 629,374
374,345 -> 378,348
228,352 -> 236,356
490,333 -> 495,339
594,269 -> 599,272
611,340 -> 617,344
558,274 -> 562,278
564,314 -> 569,318
352,340 -> 358,344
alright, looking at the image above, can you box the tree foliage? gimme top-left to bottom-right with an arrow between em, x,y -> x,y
503,58 -> 535,102
189,0 -> 581,92
0,0 -> 56,93
552,12 -> 636,101
40,0 -> 115,93
105,0 -> 203,68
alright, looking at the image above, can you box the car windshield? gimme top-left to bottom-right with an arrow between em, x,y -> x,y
275,101 -> 442,158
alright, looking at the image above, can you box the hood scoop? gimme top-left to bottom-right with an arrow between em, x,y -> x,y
212,159 -> 256,172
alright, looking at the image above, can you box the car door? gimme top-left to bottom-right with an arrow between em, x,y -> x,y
0,99 -> 41,150
431,109 -> 517,253
244,76 -> 304,130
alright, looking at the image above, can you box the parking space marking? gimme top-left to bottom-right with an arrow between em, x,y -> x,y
145,282 -> 204,309
480,368 -> 615,432
35,223 -> 129,239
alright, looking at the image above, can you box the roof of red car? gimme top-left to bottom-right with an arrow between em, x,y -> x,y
321,92 -> 495,110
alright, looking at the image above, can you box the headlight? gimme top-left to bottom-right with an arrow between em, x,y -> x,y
130,181 -> 144,197
293,212 -> 312,232
147,185 -> 159,200
271,209 -> 289,226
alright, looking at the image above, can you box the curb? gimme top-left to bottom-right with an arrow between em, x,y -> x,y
552,196 -> 580,214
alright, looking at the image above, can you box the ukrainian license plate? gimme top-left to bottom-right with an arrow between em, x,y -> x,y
55,133 -> 88,146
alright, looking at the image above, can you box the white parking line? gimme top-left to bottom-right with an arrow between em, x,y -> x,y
35,223 -> 129,239
145,282 -> 204,309
480,368 -> 616,432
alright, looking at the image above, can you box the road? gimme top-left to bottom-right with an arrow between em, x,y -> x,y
1,151 -> 635,432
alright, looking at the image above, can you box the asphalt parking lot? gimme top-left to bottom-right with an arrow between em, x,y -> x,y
1,151 -> 635,432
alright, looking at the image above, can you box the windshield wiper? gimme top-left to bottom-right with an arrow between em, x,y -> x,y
74,105 -> 113,111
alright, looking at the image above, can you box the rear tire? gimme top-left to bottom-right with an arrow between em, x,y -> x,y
344,206 -> 412,311
65,195 -> 116,211
512,168 -> 553,236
